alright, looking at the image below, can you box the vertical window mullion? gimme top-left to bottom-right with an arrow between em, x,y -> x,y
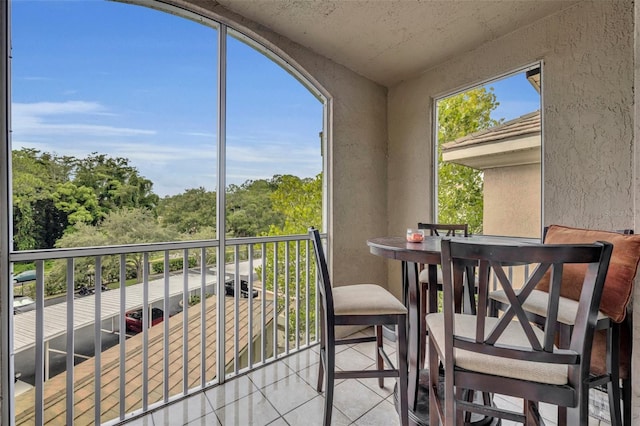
0,1 -> 13,424
216,23 -> 227,385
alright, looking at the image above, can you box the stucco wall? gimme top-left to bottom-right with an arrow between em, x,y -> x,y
173,1 -> 390,290
483,164 -> 541,238
389,0 -> 636,417
634,0 -> 640,420
389,0 -> 634,238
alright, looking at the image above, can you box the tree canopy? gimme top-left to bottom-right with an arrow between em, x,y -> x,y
12,147 -> 324,297
52,208 -> 179,286
12,149 -> 159,250
157,187 -> 217,234
437,87 -> 501,234
226,178 -> 285,237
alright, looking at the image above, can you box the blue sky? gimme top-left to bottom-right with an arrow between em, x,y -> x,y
11,0 -> 323,197
487,72 -> 540,122
11,1 -> 538,197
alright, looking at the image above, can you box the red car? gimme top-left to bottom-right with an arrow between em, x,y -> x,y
125,308 -> 164,333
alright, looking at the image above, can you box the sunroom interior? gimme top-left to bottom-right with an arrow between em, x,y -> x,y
2,0 -> 640,424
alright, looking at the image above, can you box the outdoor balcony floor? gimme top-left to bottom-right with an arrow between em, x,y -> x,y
124,328 -> 608,426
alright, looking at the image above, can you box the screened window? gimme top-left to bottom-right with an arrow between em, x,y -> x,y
434,66 -> 542,238
10,1 -> 324,250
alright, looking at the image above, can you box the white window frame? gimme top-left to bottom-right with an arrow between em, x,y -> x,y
431,62 -> 544,235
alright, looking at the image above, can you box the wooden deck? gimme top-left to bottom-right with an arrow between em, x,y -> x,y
15,296 -> 275,425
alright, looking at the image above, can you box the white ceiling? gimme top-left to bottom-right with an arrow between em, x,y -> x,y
212,0 -> 578,87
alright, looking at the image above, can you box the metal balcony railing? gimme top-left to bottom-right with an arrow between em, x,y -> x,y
9,233 -> 323,425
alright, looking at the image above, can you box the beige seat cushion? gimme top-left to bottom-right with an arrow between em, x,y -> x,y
490,289 -> 615,378
426,313 -> 568,385
333,284 -> 407,316
489,289 -> 607,326
419,267 -> 443,284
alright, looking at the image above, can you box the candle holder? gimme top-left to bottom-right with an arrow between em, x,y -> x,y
406,228 -> 425,242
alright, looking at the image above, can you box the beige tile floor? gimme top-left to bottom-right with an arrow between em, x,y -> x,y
124,329 -> 609,425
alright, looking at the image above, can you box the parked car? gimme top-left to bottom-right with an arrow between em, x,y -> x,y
224,279 -> 259,298
12,270 -> 36,283
125,307 -> 164,333
13,296 -> 36,314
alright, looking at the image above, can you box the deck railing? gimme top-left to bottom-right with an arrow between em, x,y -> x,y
9,233 -> 323,425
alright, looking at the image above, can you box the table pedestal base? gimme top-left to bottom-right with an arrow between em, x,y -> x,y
394,370 -> 500,426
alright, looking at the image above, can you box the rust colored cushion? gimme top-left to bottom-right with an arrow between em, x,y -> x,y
537,225 -> 640,323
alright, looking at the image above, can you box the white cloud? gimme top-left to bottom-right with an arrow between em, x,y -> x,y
184,132 -> 216,138
11,100 -> 322,196
14,100 -> 104,115
12,100 -> 156,137
20,76 -> 52,82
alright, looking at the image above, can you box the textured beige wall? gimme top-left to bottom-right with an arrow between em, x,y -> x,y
634,0 -> 640,421
389,0 -> 634,237
483,164 -> 541,238
389,0 -> 636,417
174,0 -> 390,290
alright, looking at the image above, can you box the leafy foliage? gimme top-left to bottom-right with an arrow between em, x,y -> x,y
47,208 -> 179,293
52,182 -> 102,225
73,153 -> 159,216
260,174 -> 322,344
12,149 -> 160,250
226,179 -> 284,237
13,148 -> 324,312
12,149 -> 71,249
268,174 -> 322,235
158,187 -> 216,234
437,87 -> 501,234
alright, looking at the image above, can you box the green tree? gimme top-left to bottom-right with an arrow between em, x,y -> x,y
437,87 -> 502,234
73,153 -> 159,216
260,174 -> 322,345
157,187 -> 217,234
226,178 -> 284,237
268,174 -> 322,235
12,149 -> 161,250
99,208 -> 178,281
47,208 -> 179,294
12,149 -> 72,250
52,182 -> 103,225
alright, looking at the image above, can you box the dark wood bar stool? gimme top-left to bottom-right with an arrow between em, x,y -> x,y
416,224 -> 473,365
309,228 -> 409,426
429,238 -> 613,425
489,225 -> 640,425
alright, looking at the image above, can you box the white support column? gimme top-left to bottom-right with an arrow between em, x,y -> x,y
0,1 -> 14,424
216,23 -> 227,385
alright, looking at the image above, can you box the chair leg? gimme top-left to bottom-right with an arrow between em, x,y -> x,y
622,377 -> 631,426
566,380 -> 591,426
317,307 -> 327,393
317,348 -> 325,392
524,400 -> 542,425
623,311 -> 633,426
607,323 -> 622,426
556,406 -> 566,426
323,329 -> 336,426
397,318 -> 409,426
556,324 -> 572,426
420,280 -> 428,369
376,325 -> 384,388
607,377 -> 623,426
428,335 -> 440,426
459,388 -> 472,424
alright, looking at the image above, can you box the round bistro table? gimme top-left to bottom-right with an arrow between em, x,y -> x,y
367,235 -> 539,425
